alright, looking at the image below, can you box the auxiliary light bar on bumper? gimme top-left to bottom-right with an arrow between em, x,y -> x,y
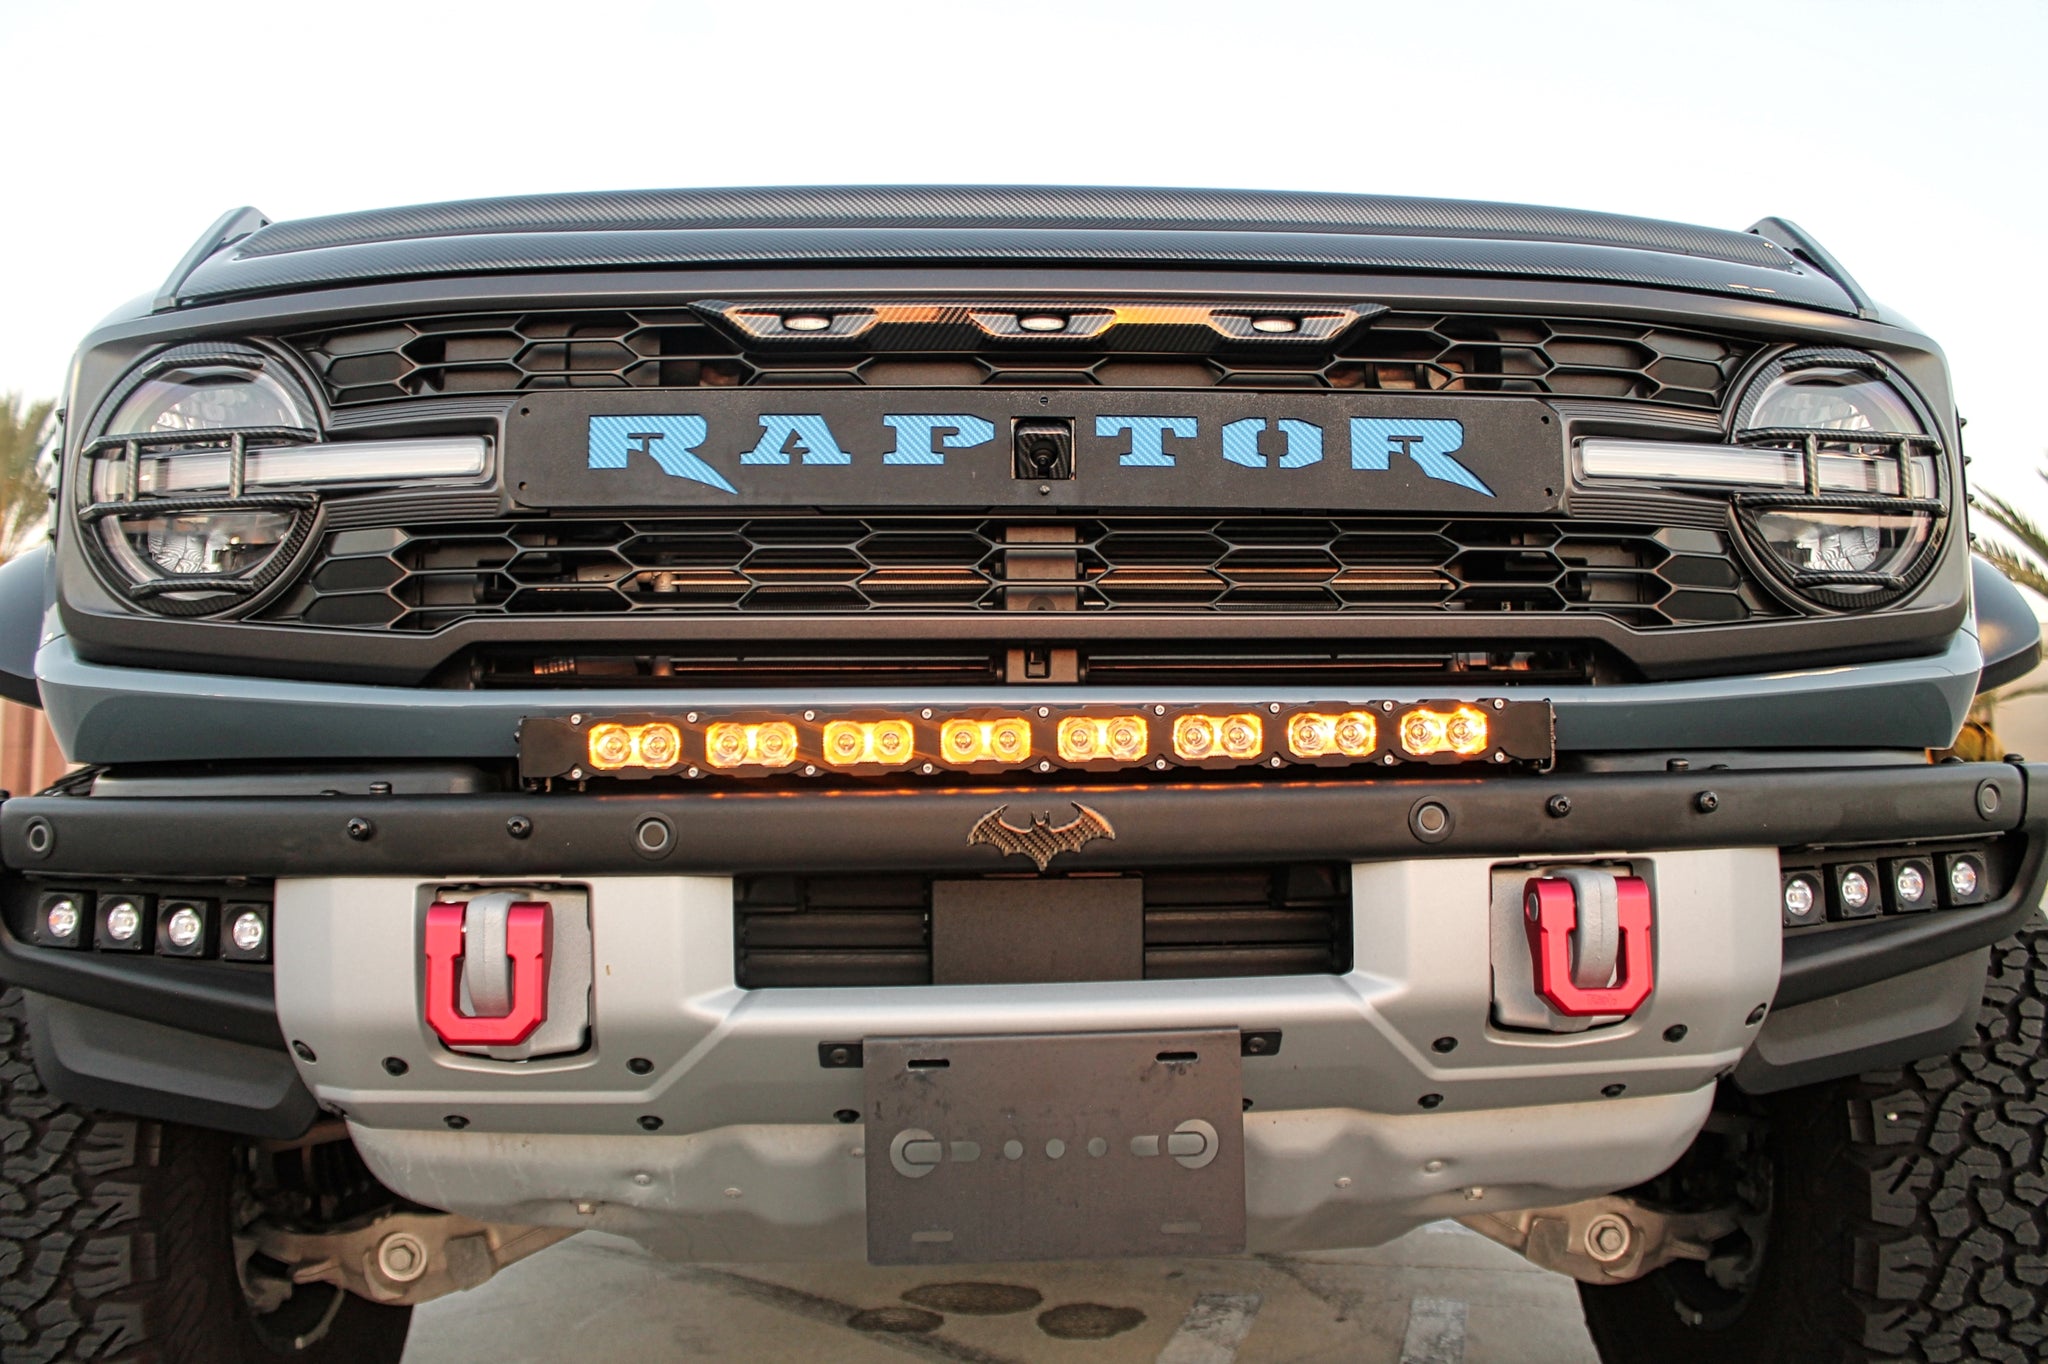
517,698 -> 1557,782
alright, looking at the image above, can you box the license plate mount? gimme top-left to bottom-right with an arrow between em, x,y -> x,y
863,1029 -> 1245,1264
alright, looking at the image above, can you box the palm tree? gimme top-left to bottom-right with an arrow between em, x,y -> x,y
1976,474 -> 2048,601
0,392 -> 54,563
1959,463 -> 2048,757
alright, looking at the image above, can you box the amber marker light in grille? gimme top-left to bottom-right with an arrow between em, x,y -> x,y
1400,705 -> 1491,758
1173,713 -> 1264,762
940,717 -> 1033,765
1286,711 -> 1378,760
704,720 -> 800,769
822,719 -> 915,767
1057,715 -> 1150,764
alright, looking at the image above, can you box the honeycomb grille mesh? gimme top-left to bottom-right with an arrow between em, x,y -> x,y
270,514 -> 1777,632
288,308 -> 1754,409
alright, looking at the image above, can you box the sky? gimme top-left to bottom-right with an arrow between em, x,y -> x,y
2,0 -> 2044,508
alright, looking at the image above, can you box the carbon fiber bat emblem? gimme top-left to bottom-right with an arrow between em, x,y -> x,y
967,802 -> 1115,871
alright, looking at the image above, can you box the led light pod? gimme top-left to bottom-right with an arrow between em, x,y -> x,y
38,891 -> 89,948
587,723 -> 636,770
1781,872 -> 1822,927
1287,710 -> 1378,759
1399,705 -> 1490,758
939,716 -> 1033,766
822,719 -> 916,767
1173,713 -> 1263,763
1057,715 -> 1149,765
587,721 -> 682,771
635,723 -> 682,768
704,720 -> 800,769
223,903 -> 271,961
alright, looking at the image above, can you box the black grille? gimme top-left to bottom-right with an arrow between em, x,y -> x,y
288,308 -> 1754,409
270,514 -> 1776,632
733,866 -> 1352,988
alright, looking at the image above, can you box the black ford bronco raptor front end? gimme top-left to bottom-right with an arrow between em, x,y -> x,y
0,187 -> 2042,1363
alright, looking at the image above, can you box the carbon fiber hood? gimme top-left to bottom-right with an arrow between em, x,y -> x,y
168,186 -> 1853,313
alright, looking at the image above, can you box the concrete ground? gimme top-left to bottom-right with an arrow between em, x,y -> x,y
401,1222 -> 1598,1364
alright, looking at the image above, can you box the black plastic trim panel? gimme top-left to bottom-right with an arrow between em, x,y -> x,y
0,910 -> 283,1048
57,593 -> 1970,689
22,992 -> 312,1140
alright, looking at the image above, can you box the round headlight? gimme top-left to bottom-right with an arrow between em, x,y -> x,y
80,350 -> 319,617
1748,505 -> 1934,578
1732,352 -> 1946,610
104,366 -> 309,442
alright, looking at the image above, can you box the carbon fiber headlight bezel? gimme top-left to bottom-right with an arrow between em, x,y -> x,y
72,343 -> 329,620
1724,347 -> 1950,614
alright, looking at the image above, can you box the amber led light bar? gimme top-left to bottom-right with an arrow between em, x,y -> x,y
518,699 -> 1553,782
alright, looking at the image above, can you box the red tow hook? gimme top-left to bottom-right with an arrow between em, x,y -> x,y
423,900 -> 552,1046
1523,874 -> 1655,1017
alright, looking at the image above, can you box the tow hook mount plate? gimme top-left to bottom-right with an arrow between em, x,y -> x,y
863,1029 -> 1245,1264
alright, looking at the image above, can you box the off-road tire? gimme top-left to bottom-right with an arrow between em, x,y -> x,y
1580,919 -> 2047,1362
0,988 -> 412,1362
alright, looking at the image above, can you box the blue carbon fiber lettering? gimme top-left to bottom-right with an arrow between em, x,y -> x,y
882,414 -> 996,466
587,415 -> 736,494
1098,415 -> 1198,467
1347,418 -> 1492,497
1220,417 -> 1324,469
741,414 -> 850,465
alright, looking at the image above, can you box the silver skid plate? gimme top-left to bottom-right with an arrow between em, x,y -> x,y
863,1030 -> 1245,1264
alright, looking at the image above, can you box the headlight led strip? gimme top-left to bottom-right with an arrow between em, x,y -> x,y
517,699 -> 1554,782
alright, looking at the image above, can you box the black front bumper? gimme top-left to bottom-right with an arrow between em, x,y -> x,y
1,759 -> 2040,1140
3,759 -> 2040,1007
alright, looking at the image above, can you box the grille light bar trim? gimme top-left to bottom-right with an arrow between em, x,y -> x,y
1577,437 -> 1928,496
96,435 -> 490,498
519,699 -> 1555,781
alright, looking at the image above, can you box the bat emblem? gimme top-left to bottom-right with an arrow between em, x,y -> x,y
967,802 -> 1116,871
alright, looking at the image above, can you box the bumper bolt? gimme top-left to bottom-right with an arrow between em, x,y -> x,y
1545,794 -> 1572,819
382,1057 -> 409,1076
638,1115 -> 663,1131
1431,1036 -> 1458,1053
505,816 -> 533,840
1662,1024 -> 1688,1043
1585,1214 -> 1632,1263
1409,800 -> 1453,843
1746,1003 -> 1769,1026
346,817 -> 375,841
375,1231 -> 430,1284
1418,1093 -> 1444,1109
444,1115 -> 469,1130
1602,1083 -> 1627,1097
628,1057 -> 653,1075
1976,781 -> 2002,818
291,1041 -> 316,1063
1693,791 -> 1719,813
834,1109 -> 859,1124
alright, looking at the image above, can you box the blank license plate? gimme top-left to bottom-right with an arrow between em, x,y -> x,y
863,1029 -> 1245,1264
